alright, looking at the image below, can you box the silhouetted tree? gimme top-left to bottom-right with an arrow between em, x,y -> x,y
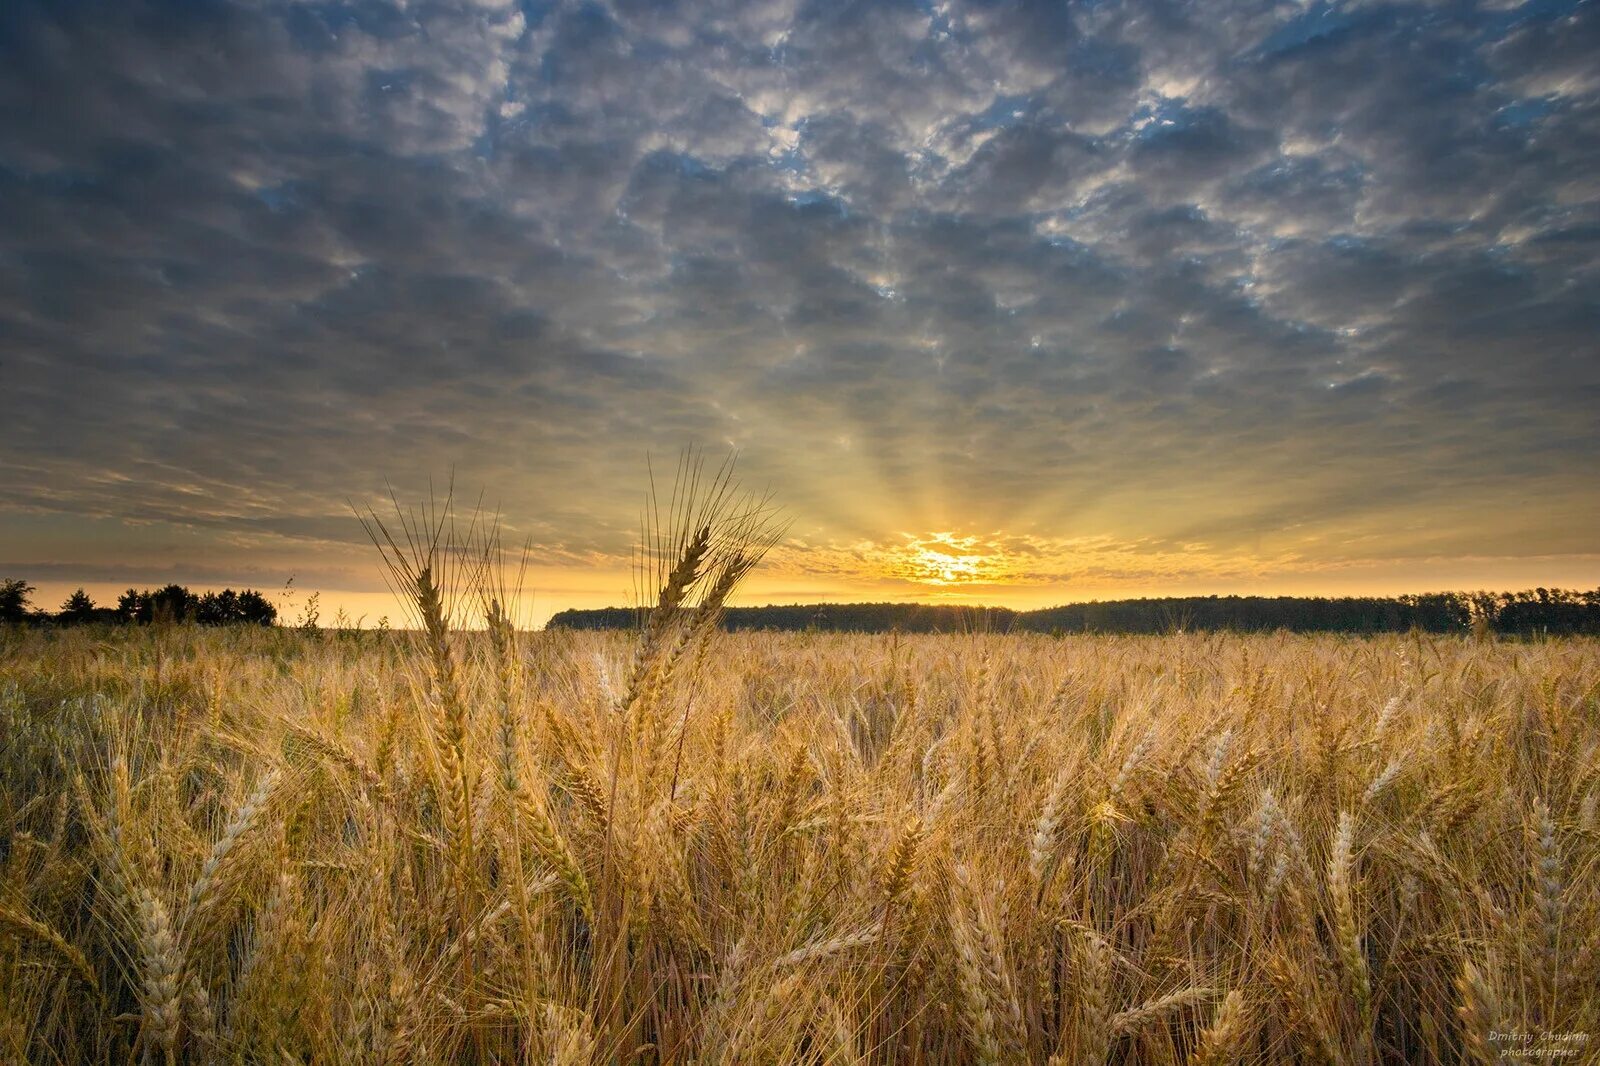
195,589 -> 240,625
235,589 -> 277,626
115,588 -> 145,623
115,585 -> 277,626
59,588 -> 96,623
0,578 -> 34,623
116,585 -> 196,623
149,584 -> 198,623
195,588 -> 277,626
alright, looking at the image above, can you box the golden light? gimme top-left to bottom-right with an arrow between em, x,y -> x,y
891,533 -> 1007,587
909,547 -> 983,584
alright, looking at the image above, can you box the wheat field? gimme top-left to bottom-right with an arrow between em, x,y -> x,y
2,609 -> 1596,1064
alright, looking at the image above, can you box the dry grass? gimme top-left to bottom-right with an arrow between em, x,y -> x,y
1,608 -> 1597,1061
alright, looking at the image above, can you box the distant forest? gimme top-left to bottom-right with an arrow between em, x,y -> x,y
0,581 -> 277,627
7,579 -> 1600,635
549,588 -> 1600,636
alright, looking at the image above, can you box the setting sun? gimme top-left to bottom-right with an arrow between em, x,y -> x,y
895,534 -> 1002,587
909,548 -> 983,586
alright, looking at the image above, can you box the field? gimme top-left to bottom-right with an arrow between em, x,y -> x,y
1,623 -> 1596,1064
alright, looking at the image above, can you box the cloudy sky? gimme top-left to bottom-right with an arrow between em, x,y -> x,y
1,0 -> 1597,622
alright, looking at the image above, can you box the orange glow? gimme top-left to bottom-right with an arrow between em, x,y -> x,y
892,534 -> 1006,586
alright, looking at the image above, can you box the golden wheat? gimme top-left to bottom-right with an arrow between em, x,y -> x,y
0,616 -> 1597,1063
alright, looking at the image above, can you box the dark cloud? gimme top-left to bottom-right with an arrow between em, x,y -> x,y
0,0 -> 1595,595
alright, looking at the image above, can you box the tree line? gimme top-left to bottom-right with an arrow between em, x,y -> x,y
0,580 -> 277,626
548,588 -> 1600,636
8,578 -> 1598,634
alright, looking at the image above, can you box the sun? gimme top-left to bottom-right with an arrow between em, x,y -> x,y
893,533 -> 1004,587
909,547 -> 985,584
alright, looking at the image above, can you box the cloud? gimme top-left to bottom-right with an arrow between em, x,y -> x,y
0,0 -> 1595,597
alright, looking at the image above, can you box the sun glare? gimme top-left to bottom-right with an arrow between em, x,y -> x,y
893,533 -> 1005,587
909,547 -> 985,584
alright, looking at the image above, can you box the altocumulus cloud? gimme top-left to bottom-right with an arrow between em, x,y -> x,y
0,0 -> 1596,597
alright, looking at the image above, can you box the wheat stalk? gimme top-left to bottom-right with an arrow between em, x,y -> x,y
1327,811 -> 1371,1020
0,895 -> 99,994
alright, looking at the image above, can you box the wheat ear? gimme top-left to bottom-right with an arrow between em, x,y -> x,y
1188,990 -> 1246,1066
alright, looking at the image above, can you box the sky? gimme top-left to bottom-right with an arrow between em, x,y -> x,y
1,0 -> 1597,626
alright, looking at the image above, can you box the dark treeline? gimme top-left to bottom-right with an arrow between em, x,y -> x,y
548,603 -> 1019,633
0,580 -> 277,626
549,588 -> 1600,636
114,585 -> 277,626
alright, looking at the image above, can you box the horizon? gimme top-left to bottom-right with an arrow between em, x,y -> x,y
3,0 -> 1598,618
16,573 -> 1600,632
